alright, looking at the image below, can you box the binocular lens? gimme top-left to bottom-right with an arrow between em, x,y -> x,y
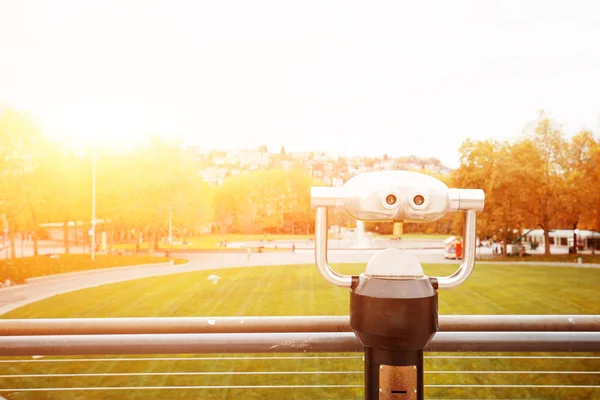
385,194 -> 397,205
413,195 -> 425,206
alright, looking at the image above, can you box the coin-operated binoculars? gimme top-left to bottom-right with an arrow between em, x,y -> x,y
311,171 -> 484,400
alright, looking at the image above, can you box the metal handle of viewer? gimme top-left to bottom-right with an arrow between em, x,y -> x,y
315,207 -> 354,288
311,177 -> 484,290
434,210 -> 477,289
314,206 -> 480,290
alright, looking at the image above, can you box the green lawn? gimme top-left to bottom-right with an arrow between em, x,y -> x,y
1,263 -> 599,399
0,254 -> 186,283
113,234 -> 311,251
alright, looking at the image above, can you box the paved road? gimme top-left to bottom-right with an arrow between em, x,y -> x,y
0,251 -> 598,316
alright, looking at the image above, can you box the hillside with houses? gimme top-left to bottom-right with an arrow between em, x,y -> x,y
189,146 -> 452,186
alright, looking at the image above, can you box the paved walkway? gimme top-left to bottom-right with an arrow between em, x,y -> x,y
0,252 -> 374,315
0,251 -> 598,316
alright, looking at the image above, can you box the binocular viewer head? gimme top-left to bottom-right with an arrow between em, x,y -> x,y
310,170 -> 486,398
311,171 -> 484,222
310,170 -> 485,290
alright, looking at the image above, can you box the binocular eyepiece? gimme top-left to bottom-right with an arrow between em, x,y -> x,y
311,170 -> 484,223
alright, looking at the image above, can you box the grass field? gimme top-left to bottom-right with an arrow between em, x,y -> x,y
1,263 -> 599,399
113,234 -> 311,251
0,254 -> 186,283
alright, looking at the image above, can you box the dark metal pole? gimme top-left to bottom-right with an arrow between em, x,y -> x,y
0,332 -> 598,356
350,276 -> 438,400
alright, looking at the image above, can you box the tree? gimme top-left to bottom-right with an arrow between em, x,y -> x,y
584,138 -> 600,254
0,108 -> 47,259
213,169 -> 314,234
557,131 -> 600,251
43,148 -> 90,253
96,136 -> 214,252
523,112 -> 566,255
453,139 -> 502,239
453,139 -> 539,254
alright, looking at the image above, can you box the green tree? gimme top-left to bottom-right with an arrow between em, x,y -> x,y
42,148 -> 91,253
0,108 -> 47,259
214,169 -> 314,234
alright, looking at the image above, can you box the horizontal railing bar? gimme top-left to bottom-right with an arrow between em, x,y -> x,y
0,316 -> 352,335
1,355 -> 598,363
0,355 -> 363,363
428,332 -> 600,352
0,384 -> 598,392
427,384 -> 600,388
0,385 -> 363,392
441,315 -> 600,332
1,370 -> 597,378
0,332 -> 360,355
0,371 -> 363,378
425,355 -> 600,359
1,332 -> 599,356
1,315 -> 598,336
426,370 -> 600,374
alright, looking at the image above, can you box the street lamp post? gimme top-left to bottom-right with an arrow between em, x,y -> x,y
91,157 -> 97,260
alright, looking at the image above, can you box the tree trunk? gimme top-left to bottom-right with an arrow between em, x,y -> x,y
32,211 -> 38,257
33,232 -> 38,257
63,221 -> 70,254
147,230 -> 154,255
109,223 -> 115,253
73,223 -> 79,247
154,229 -> 160,251
594,212 -> 600,255
572,222 -> 578,254
9,225 -> 16,260
543,228 -> 551,256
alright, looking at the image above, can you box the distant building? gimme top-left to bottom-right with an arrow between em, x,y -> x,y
200,167 -> 228,185
280,160 -> 292,170
331,177 -> 344,187
523,229 -> 600,250
186,145 -> 453,185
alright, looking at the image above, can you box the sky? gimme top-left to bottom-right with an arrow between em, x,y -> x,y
1,1 -> 599,167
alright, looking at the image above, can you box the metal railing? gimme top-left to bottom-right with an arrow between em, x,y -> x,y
0,315 -> 599,398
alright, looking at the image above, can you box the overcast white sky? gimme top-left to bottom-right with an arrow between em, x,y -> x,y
1,0 -> 599,167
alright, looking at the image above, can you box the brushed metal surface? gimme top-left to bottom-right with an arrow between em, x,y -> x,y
379,365 -> 417,400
